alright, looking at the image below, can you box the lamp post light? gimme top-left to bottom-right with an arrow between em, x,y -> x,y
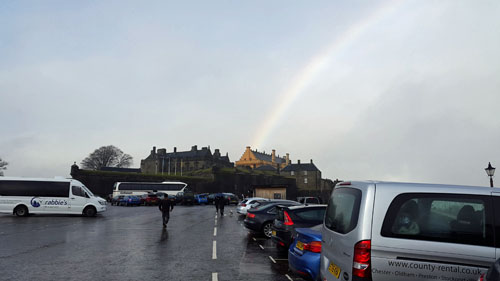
485,162 -> 496,188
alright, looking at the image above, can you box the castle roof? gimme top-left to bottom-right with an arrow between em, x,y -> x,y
282,163 -> 319,172
252,151 -> 286,164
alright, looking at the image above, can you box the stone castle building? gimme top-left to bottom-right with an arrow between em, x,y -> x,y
235,146 -> 291,170
141,145 -> 233,174
281,159 -> 322,191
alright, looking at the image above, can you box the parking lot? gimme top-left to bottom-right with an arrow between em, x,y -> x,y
0,204 -> 307,281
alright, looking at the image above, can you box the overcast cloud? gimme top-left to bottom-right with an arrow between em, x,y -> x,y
1,0 -> 499,187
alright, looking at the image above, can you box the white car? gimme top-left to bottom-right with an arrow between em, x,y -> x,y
236,197 -> 269,215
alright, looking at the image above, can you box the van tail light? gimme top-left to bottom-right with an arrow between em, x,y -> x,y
353,240 -> 371,279
478,273 -> 485,281
303,241 -> 322,253
246,213 -> 255,219
284,211 -> 294,226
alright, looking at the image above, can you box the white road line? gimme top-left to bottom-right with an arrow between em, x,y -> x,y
269,256 -> 276,264
285,274 -> 293,281
213,241 -> 217,259
252,237 -> 257,241
212,272 -> 218,281
214,227 -> 217,237
259,244 -> 264,250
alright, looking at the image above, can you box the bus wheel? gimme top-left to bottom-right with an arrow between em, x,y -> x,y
83,206 -> 97,217
14,205 -> 29,217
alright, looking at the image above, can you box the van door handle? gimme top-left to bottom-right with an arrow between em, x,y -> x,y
71,197 -> 75,199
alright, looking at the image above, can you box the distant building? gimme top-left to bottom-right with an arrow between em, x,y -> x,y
235,146 -> 291,170
281,160 -> 321,191
140,145 -> 233,174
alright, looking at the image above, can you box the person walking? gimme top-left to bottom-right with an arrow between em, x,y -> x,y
218,194 -> 226,217
159,194 -> 174,228
214,194 -> 220,213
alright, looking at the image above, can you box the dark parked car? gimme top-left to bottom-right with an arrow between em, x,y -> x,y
288,224 -> 322,281
207,193 -> 216,204
176,190 -> 194,205
223,193 -> 239,205
479,258 -> 500,281
271,204 -> 326,251
244,200 -> 301,238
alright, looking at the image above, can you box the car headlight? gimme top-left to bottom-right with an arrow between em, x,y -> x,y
99,201 -> 107,205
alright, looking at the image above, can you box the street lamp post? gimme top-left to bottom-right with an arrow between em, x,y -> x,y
485,162 -> 496,188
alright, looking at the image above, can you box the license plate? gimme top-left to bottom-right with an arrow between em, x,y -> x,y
296,241 -> 304,251
272,230 -> 276,236
328,262 -> 341,279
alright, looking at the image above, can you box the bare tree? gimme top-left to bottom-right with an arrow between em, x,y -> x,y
0,157 -> 7,176
81,145 -> 133,170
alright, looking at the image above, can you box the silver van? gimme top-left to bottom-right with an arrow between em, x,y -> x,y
320,181 -> 499,281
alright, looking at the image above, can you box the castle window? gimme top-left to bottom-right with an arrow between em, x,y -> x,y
304,178 -> 308,184
291,171 -> 295,176
304,171 -> 308,176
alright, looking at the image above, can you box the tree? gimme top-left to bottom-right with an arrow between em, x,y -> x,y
81,145 -> 133,170
0,157 -> 7,176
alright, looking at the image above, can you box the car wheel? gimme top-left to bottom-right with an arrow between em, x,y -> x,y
83,206 -> 97,217
263,222 -> 273,238
14,205 -> 29,217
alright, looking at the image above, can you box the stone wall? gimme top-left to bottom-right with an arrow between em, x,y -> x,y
70,165 -> 298,200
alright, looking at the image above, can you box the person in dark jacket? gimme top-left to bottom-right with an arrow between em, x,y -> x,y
218,195 -> 226,216
214,194 -> 220,213
159,194 -> 174,228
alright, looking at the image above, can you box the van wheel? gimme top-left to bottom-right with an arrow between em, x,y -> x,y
83,206 -> 97,217
14,205 -> 29,217
263,222 -> 273,238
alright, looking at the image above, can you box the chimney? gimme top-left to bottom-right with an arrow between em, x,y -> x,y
298,160 -> 301,164
174,147 -> 177,153
152,146 -> 157,155
246,146 -> 251,151
310,159 -> 313,164
272,149 -> 276,163
286,153 -> 290,165
158,148 -> 166,155
192,145 -> 197,151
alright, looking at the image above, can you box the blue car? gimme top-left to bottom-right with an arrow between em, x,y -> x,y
288,224 -> 322,281
118,195 -> 141,206
195,194 -> 208,205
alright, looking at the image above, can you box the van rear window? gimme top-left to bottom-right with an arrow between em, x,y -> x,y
324,188 -> 361,234
381,193 -> 493,247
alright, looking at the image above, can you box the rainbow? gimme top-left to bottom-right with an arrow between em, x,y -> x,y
252,0 -> 401,148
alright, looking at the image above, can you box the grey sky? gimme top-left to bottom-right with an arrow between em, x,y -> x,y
1,0 -> 499,187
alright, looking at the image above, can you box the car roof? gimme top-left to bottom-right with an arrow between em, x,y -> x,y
286,204 -> 327,210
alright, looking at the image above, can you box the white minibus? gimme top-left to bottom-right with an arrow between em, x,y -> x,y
112,181 -> 187,197
0,177 -> 107,217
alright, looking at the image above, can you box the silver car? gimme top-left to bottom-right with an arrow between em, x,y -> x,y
321,181 -> 497,281
236,197 -> 269,215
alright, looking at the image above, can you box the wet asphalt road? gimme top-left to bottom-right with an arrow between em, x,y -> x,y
0,204 -> 307,281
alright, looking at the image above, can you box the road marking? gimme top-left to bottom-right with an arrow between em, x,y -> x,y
252,237 -> 256,241
213,241 -> 217,259
259,244 -> 264,250
269,256 -> 276,263
285,274 -> 293,281
212,272 -> 218,281
214,227 -> 217,237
